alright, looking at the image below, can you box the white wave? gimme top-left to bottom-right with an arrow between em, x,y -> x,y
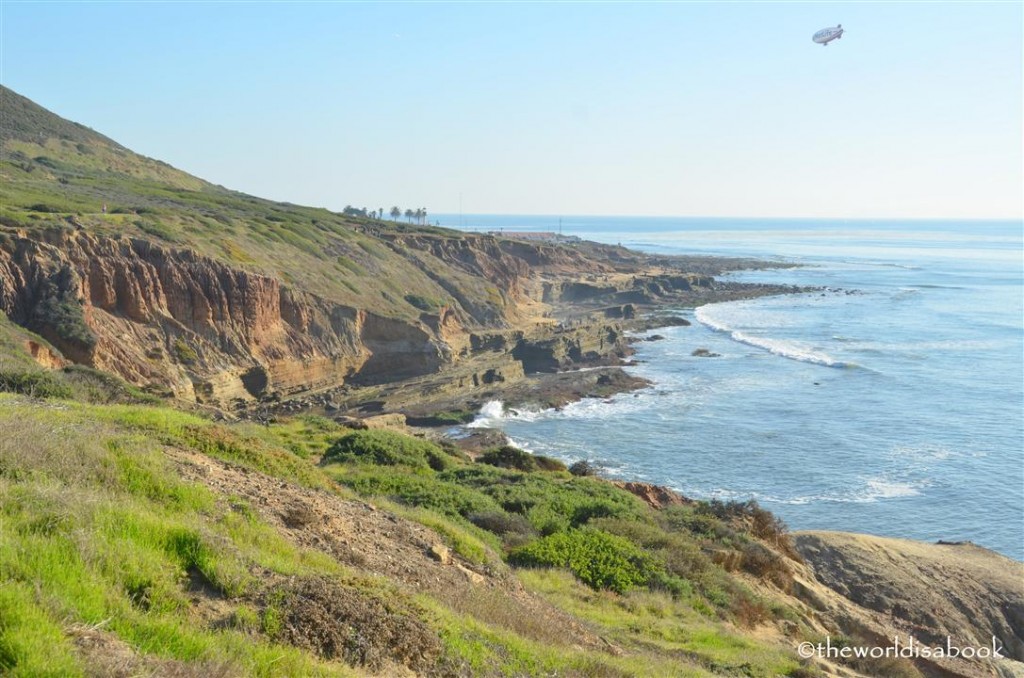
695,306 -> 847,368
861,478 -> 922,500
466,400 -> 506,428
504,436 -> 537,454
683,476 -> 925,506
466,400 -> 554,428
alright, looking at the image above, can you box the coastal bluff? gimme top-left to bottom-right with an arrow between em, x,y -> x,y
792,531 -> 1024,677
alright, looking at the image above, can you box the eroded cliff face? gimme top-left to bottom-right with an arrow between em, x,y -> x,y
0,227 -> 733,410
0,229 -> 458,405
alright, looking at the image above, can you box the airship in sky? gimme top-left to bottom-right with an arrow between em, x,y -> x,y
812,24 -> 844,46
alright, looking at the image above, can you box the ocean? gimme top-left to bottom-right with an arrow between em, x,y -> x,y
436,215 -> 1024,561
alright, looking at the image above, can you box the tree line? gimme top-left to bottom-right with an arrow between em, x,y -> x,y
342,205 -> 429,225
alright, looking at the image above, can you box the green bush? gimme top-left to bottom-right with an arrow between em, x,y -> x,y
590,517 -> 718,595
477,446 -> 568,474
323,430 -> 455,471
509,528 -> 661,594
443,466 -> 647,535
0,370 -> 72,399
404,294 -> 440,312
478,446 -> 539,472
568,460 -> 598,477
171,337 -> 198,364
32,295 -> 96,348
339,469 -> 501,520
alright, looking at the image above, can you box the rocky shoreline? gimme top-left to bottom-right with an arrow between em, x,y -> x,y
253,269 -> 808,427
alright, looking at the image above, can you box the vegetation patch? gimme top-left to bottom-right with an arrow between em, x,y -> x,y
404,293 -> 442,312
171,337 -> 198,364
322,429 -> 457,471
510,528 -> 662,594
32,294 -> 96,349
478,445 -> 566,473
259,576 -> 442,672
0,369 -> 73,399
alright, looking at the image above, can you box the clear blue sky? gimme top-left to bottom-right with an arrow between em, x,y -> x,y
2,1 -> 1021,219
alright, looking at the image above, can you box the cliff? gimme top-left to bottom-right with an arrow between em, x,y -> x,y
0,85 -> 794,410
792,531 -> 1024,676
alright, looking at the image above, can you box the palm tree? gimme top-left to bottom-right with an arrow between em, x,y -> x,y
378,208 -> 384,222
404,209 -> 414,223
390,206 -> 401,221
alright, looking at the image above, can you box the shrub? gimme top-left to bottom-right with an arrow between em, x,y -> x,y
534,455 -> 567,472
591,518 -> 710,576
32,295 -> 96,348
568,460 -> 599,477
171,337 -> 198,364
134,219 -> 179,242
261,576 -> 441,671
339,470 -> 500,520
739,541 -> 793,590
696,499 -> 800,559
322,430 -> 455,471
443,467 -> 647,535
657,504 -> 738,544
403,294 -> 440,312
467,510 -> 536,540
478,446 -> 539,472
59,365 -> 159,404
0,370 -> 72,399
509,528 -> 661,594
28,202 -> 62,213
477,447 -> 565,473
403,410 -> 476,427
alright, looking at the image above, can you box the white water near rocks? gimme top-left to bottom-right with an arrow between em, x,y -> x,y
444,217 -> 1023,560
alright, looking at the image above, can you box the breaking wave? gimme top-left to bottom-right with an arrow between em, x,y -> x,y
466,400 -> 546,428
686,476 -> 926,506
694,305 -> 850,368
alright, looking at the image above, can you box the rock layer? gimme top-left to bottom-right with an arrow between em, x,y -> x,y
0,229 -> 453,404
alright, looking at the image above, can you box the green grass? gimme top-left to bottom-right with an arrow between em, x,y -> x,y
0,90 -> 510,326
518,569 -> 800,678
0,397 -> 382,676
0,395 -> 810,676
0,84 -> 816,676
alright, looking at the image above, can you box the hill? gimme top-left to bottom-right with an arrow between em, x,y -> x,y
1,85 -> 787,411
3,86 -> 1021,678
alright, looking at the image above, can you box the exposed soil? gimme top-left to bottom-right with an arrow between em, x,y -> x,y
168,447 -> 605,654
792,531 -> 1024,678
69,623 -> 237,678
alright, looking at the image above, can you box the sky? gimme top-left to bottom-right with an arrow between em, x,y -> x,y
2,1 -> 1021,219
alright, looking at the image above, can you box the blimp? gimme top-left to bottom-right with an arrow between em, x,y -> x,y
812,24 -> 844,46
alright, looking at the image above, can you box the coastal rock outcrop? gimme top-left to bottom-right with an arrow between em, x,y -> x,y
0,229 -> 453,404
792,531 -> 1024,676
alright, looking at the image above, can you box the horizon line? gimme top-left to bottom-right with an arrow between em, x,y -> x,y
428,212 -> 1023,223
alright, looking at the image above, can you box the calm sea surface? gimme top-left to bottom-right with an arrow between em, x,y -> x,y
437,216 -> 1024,560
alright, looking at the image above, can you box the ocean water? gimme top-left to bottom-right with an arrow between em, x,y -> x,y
437,215 -> 1024,560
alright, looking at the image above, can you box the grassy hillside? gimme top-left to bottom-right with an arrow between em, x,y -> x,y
0,86 -> 840,678
0,85 -> 516,325
0,360 -> 824,676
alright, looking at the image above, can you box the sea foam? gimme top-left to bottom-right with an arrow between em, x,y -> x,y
695,305 -> 848,368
